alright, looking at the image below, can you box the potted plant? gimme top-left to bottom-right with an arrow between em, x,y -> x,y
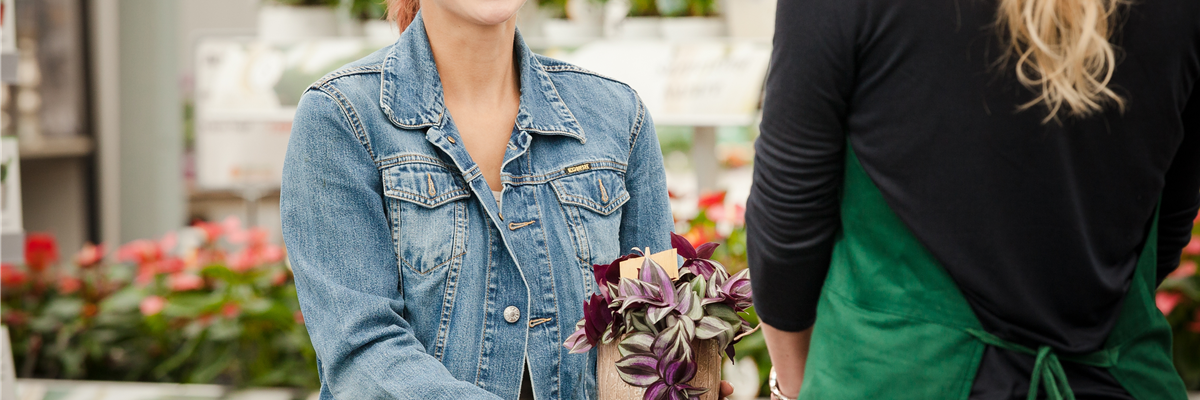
564,233 -> 755,400
259,0 -> 340,44
657,0 -> 724,39
611,0 -> 661,39
540,0 -> 605,46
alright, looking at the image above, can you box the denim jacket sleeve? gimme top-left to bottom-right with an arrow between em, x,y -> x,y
619,98 -> 674,254
281,88 -> 502,400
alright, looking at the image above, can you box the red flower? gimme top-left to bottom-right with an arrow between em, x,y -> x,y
261,244 -> 285,264
168,273 -> 205,291
140,295 -> 166,316
221,302 -> 241,319
1157,291 -> 1183,315
57,276 -> 83,294
75,243 -> 105,268
293,310 -> 305,324
1170,261 -> 1197,279
732,203 -> 746,226
1,264 -> 27,288
3,310 -> 27,326
157,257 -> 185,274
25,233 -> 59,272
223,216 -> 247,244
82,303 -> 98,318
697,191 -> 727,210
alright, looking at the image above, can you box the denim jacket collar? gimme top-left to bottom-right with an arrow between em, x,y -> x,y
380,12 -> 586,142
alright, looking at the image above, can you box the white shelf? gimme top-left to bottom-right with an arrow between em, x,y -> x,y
18,136 -> 95,159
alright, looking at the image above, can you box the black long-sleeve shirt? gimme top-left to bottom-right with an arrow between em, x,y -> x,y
746,0 -> 1200,398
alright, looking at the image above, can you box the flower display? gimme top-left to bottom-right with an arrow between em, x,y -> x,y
565,233 -> 755,400
0,218 -> 316,388
1155,210 -> 1200,389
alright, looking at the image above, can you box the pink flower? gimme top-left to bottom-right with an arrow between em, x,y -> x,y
221,302 -> 240,319
194,221 -> 222,243
118,240 -> 162,265
1157,291 -> 1183,315
75,243 -> 105,268
732,204 -> 746,226
223,216 -> 246,244
140,295 -> 166,316
293,310 -> 305,324
159,232 -> 178,254
157,257 -> 185,274
227,250 -> 257,273
168,273 -> 204,291
1184,237 -> 1200,256
261,245 -> 285,264
1170,261 -> 1197,279
25,233 -> 59,272
57,276 -> 83,294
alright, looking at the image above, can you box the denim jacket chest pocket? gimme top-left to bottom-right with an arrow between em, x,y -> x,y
550,167 -> 630,293
382,160 -> 471,275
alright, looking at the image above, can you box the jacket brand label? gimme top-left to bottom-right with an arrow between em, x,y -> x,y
565,163 -> 591,174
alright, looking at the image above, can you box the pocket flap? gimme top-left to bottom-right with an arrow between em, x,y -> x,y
552,169 -> 630,215
383,161 -> 471,208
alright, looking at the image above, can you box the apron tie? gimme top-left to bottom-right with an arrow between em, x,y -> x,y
966,329 -> 1119,400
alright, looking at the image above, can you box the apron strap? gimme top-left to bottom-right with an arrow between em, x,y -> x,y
966,328 -> 1121,400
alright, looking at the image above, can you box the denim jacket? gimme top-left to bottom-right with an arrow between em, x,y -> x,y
280,14 -> 672,400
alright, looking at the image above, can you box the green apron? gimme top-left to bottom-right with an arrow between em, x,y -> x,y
797,145 -> 1187,400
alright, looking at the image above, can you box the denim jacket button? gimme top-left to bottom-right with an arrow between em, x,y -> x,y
504,306 -> 520,323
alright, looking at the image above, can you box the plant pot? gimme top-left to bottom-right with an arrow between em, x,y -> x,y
258,5 -> 338,44
725,0 -> 776,39
614,16 -> 662,39
596,339 -> 721,400
659,16 -> 725,40
364,19 -> 401,44
543,19 -> 602,46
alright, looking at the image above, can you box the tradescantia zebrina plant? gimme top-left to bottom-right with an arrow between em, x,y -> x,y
564,233 -> 754,400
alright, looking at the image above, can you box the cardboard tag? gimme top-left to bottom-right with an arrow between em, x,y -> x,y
619,248 -> 679,280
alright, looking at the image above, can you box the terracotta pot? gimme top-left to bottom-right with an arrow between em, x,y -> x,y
596,338 -> 721,400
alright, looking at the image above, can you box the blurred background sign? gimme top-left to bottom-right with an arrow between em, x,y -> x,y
562,39 -> 770,126
193,38 -> 375,191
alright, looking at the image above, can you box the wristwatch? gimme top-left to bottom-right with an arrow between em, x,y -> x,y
768,367 -> 797,400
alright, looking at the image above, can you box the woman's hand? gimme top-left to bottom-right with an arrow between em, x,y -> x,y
719,381 -> 733,398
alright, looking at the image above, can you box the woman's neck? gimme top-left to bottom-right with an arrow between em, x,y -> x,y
421,5 -> 521,108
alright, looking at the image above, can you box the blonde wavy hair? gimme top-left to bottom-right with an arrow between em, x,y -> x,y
997,0 -> 1128,123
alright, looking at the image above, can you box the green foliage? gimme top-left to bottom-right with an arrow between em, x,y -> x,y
1,221 -> 318,389
348,0 -> 387,20
655,0 -> 716,17
265,0 -> 339,6
628,0 -> 659,17
537,0 -> 568,19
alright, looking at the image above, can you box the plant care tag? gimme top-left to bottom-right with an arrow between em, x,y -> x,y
619,248 -> 679,280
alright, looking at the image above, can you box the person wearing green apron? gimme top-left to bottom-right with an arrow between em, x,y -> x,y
745,0 -> 1200,399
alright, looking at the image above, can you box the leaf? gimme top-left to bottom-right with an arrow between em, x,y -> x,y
564,329 -> 593,354
644,382 -> 671,400
660,358 -> 697,385
619,332 -> 655,357
694,242 -> 719,260
695,316 -> 733,340
671,232 -> 698,259
616,354 -> 661,387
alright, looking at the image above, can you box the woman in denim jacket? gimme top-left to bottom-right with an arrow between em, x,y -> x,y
279,0 -> 676,398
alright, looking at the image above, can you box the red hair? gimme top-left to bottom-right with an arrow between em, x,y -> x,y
386,0 -> 420,31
